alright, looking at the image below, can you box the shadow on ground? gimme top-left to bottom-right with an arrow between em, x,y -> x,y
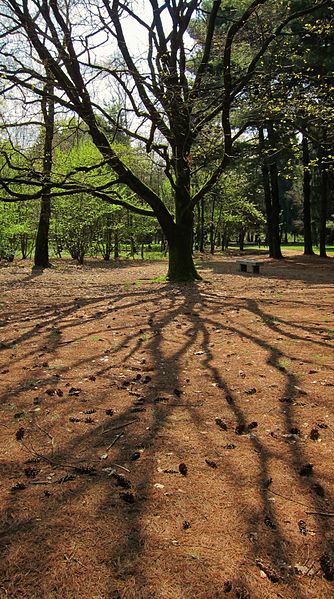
0,259 -> 333,599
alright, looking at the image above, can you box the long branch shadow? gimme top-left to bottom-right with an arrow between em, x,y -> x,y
0,270 -> 333,598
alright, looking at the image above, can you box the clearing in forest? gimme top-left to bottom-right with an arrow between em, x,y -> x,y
0,252 -> 333,599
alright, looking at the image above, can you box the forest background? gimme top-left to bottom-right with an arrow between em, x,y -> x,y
0,0 -> 333,279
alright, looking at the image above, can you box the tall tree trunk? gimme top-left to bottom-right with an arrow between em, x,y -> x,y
167,225 -> 200,281
267,123 -> 283,259
114,231 -> 119,259
302,132 -> 314,255
103,214 -> 112,260
166,142 -> 200,281
34,73 -> 54,268
166,205 -> 200,282
200,197 -> 205,252
239,229 -> 245,251
259,127 -> 273,256
319,134 -> 328,258
210,196 -> 216,255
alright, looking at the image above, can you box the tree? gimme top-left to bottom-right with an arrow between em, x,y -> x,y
0,0 -> 330,280
34,71 -> 55,268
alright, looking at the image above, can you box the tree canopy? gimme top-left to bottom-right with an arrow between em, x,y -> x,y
0,0 -> 332,277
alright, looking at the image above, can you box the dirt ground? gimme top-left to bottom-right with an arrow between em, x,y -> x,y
0,251 -> 334,599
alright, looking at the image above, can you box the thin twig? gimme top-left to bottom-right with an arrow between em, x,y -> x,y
175,543 -> 217,550
326,424 -> 334,436
20,440 -> 54,464
109,463 -> 130,472
34,422 -> 54,441
305,511 -> 334,517
169,402 -> 204,407
106,432 -> 124,450
34,422 -> 55,454
266,488 -> 310,508
30,480 -> 52,485
64,544 -> 87,569
20,442 -> 93,470
102,419 -> 138,433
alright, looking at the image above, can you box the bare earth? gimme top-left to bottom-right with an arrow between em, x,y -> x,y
0,251 -> 333,599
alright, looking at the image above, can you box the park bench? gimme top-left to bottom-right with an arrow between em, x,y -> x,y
237,259 -> 261,274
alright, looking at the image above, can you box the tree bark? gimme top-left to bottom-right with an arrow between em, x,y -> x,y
259,127 -> 273,256
200,198 -> 205,253
165,132 -> 201,281
266,123 -> 283,259
239,230 -> 245,251
319,133 -> 328,258
34,74 -> 54,268
34,194 -> 52,267
209,196 -> 216,255
302,132 -> 314,255
167,226 -> 201,281
103,214 -> 112,260
114,231 -> 120,259
166,203 -> 200,281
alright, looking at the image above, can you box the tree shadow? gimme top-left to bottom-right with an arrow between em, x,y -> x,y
200,252 -> 334,285
0,270 -> 333,598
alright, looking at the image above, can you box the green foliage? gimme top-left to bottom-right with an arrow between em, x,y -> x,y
1,2 -> 333,265
0,201 -> 38,259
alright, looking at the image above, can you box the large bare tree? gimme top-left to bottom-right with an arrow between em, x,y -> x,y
0,0 -> 329,279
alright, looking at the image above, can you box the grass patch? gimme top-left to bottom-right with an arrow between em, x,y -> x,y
150,275 -> 167,283
278,357 -> 292,371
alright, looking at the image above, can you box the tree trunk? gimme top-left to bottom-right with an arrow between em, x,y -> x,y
302,132 -> 314,255
239,230 -> 245,251
319,134 -> 328,258
166,205 -> 200,281
167,226 -> 200,281
130,236 -> 136,258
21,233 -> 29,259
103,215 -> 112,260
209,196 -> 216,255
199,197 -> 205,252
165,138 -> 201,281
34,195 -> 51,267
267,123 -> 283,259
259,127 -> 273,256
114,231 -> 119,259
34,73 -> 54,268
221,231 -> 226,252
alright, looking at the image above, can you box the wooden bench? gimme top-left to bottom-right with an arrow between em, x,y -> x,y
237,259 -> 261,274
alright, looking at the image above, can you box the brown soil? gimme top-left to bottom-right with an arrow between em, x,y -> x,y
0,251 -> 334,599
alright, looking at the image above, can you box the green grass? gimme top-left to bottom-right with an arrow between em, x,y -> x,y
277,357 -> 293,371
281,244 -> 334,254
240,242 -> 334,254
150,275 -> 167,283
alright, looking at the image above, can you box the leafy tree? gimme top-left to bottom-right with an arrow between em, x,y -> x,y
0,0 -> 330,279
0,198 -> 38,260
